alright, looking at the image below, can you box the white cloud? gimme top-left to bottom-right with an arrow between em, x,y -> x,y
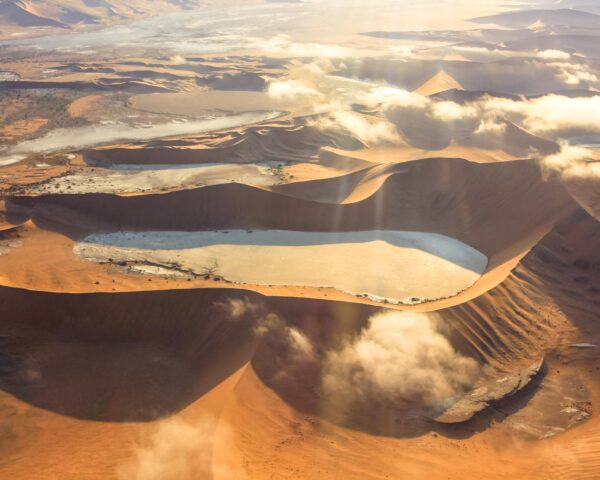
169,55 -> 187,65
543,143 -> 594,175
528,19 -> 546,31
316,108 -> 400,145
481,94 -> 600,135
537,49 -> 570,60
322,311 -> 480,408
267,79 -> 323,100
541,143 -> 600,221
549,61 -> 599,86
474,115 -> 507,136
262,34 -> 353,58
219,297 -> 261,320
263,54 -> 600,159
254,312 -> 316,362
366,87 -> 430,110
431,100 -> 477,122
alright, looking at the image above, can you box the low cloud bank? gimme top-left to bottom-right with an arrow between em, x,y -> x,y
268,60 -> 600,214
268,58 -> 600,141
542,144 -> 600,221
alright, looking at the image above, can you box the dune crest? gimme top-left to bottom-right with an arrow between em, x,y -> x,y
414,70 -> 465,96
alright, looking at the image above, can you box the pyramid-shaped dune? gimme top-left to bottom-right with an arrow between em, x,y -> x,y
414,70 -> 464,96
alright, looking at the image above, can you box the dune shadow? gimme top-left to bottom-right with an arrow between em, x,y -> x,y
4,155 -> 574,272
0,245 -> 559,435
0,286 -> 262,422
249,296 -> 544,440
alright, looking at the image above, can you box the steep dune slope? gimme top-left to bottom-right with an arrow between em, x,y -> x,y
0,287 -> 260,421
210,209 -> 600,479
0,0 -> 65,28
440,209 -> 600,367
8,158 -> 574,264
83,123 -> 365,166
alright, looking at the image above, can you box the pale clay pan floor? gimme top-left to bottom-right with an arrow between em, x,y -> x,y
75,230 -> 488,304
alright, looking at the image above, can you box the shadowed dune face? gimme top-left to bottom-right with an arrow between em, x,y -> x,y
82,122 -> 365,166
0,288 -> 261,421
3,208 -> 592,437
228,210 -> 600,442
0,1 -> 67,28
0,284 -> 483,430
0,284 -> 489,437
439,213 -> 593,367
6,157 -> 575,266
248,304 -> 487,438
4,206 -> 592,424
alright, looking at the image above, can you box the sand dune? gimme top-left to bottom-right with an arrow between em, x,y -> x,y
83,121 -> 364,166
338,57 -> 599,95
270,163 -> 403,203
1,1 -> 599,478
210,210 -> 600,478
385,112 -> 559,157
8,158 -> 573,263
415,70 -> 464,96
0,156 -> 576,314
0,1 -> 66,28
0,167 -> 597,479
562,173 -> 600,222
0,206 -> 597,476
438,209 -> 600,365
0,286 -> 259,421
2,111 -> 279,166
